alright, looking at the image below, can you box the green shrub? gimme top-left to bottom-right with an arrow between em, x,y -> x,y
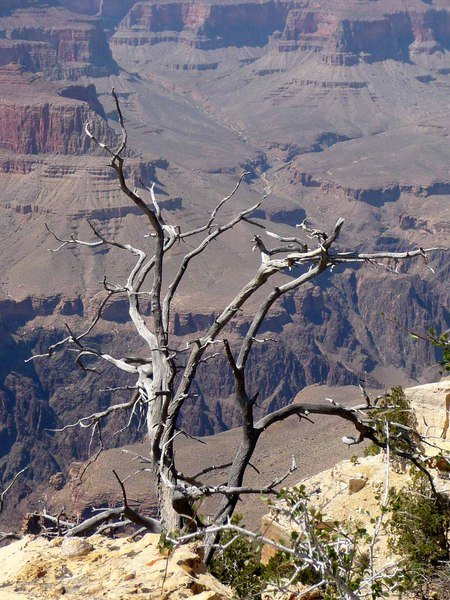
209,515 -> 267,599
387,468 -> 449,570
364,386 -> 416,457
210,488 -> 403,599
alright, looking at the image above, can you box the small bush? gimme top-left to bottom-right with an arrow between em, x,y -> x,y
210,489 -> 403,599
364,386 -> 416,457
209,516 -> 267,599
387,468 -> 449,570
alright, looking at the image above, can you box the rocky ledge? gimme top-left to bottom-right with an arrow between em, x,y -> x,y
0,533 -> 233,599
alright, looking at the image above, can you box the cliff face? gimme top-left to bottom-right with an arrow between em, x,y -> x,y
0,66 -> 112,154
58,0 -> 138,26
0,39 -> 56,71
4,0 -> 445,67
336,9 -> 450,60
0,2 -> 116,177
119,1 -> 290,48
110,0 -> 450,60
0,6 -> 117,78
0,1 -> 59,17
0,100 -> 107,155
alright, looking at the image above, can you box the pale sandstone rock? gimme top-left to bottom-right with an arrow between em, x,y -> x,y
405,380 -> 450,456
261,454 -> 405,566
61,536 -> 93,557
0,534 -> 233,599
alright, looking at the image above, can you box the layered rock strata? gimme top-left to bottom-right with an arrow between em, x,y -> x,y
0,67 -> 113,154
0,6 -> 117,78
110,0 -> 450,62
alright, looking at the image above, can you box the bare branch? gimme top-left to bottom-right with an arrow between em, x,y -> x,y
331,246 -> 447,264
266,228 -> 307,250
190,462 -> 233,481
65,506 -> 161,537
112,469 -> 129,507
0,467 -> 29,515
46,393 -> 140,433
369,422 -> 390,582
0,532 -> 21,544
96,519 -> 132,535
180,171 -> 250,239
25,291 -> 115,362
76,423 -> 105,483
111,87 -> 128,156
163,198 -> 264,330
256,402 -> 372,440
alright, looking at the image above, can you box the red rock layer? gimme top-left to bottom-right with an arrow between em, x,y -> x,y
0,7 -> 117,78
111,0 -> 450,60
0,100 -> 107,155
0,66 -> 112,155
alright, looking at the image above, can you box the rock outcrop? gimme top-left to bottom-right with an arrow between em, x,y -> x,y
0,533 -> 233,598
261,380 -> 450,567
109,0 -> 450,62
0,5 -> 117,79
406,380 -> 450,456
261,454 -> 408,568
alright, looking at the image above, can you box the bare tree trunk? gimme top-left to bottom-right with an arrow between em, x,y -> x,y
147,359 -> 181,532
204,428 -> 260,562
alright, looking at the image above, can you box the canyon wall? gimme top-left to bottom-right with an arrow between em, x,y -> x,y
109,0 -> 450,61
0,99 -> 106,154
0,67 -> 113,154
0,0 -> 448,526
0,5 -> 117,78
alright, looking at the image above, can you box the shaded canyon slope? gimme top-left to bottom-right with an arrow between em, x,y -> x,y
0,0 -> 449,517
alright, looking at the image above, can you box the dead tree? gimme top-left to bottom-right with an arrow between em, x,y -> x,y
28,90 -> 447,560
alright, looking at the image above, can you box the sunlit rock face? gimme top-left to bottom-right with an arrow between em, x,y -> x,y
406,380 -> 450,455
0,534 -> 233,598
261,380 -> 450,572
